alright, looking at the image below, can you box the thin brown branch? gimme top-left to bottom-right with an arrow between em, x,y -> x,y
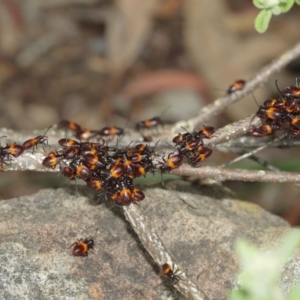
186,41 -> 300,128
160,41 -> 300,138
216,134 -> 300,153
123,203 -> 210,300
207,115 -> 260,147
171,164 -> 300,183
220,135 -> 285,167
247,155 -> 300,189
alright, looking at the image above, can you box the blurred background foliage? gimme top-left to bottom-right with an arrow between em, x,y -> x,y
1,0 -> 300,225
230,230 -> 300,300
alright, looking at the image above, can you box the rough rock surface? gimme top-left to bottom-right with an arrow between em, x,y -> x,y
0,179 -> 298,300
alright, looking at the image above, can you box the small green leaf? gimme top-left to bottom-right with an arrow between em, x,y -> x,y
253,0 -> 282,9
279,0 -> 294,12
296,0 -> 300,4
253,0 -> 268,9
271,5 -> 283,14
254,9 -> 272,33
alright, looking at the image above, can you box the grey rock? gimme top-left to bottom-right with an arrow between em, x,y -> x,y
0,180 -> 295,300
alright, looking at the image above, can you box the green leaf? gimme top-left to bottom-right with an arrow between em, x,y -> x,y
271,5 -> 284,15
296,0 -> 300,4
276,230 -> 300,262
288,284 -> 300,300
253,0 -> 268,9
254,9 -> 272,33
279,0 -> 294,12
253,0 -> 283,9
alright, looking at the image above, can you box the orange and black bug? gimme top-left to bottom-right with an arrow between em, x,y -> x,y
63,147 -> 80,160
58,138 -> 80,149
160,263 -> 181,284
286,98 -> 300,113
281,85 -> 300,100
58,120 -> 82,132
80,142 -> 108,156
177,139 -> 198,155
70,228 -> 98,257
263,98 -> 287,110
75,129 -> 99,140
159,153 -> 183,172
131,152 -> 149,164
131,188 -> 145,202
115,187 -> 132,206
98,126 -> 124,136
120,155 -> 136,179
75,164 -> 92,181
172,132 -> 191,144
132,142 -> 157,171
108,163 -> 125,180
62,166 -> 76,180
227,79 -> 246,94
197,126 -> 215,139
290,115 -> 300,130
275,78 -> 300,100
42,152 -> 64,169
123,162 -> 136,179
80,146 -> 98,156
135,143 -> 149,153
188,145 -> 212,165
83,153 -> 105,169
132,164 -> 147,178
256,106 -> 284,122
227,79 -> 246,95
136,116 -> 162,130
250,123 -> 281,137
86,178 -> 103,192
2,143 -> 24,158
23,126 -> 52,152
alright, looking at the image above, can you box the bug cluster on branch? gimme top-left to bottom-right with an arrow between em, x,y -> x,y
40,120 -> 215,206
42,139 -> 152,206
0,113 -> 215,206
171,126 -> 214,166
251,79 -> 300,137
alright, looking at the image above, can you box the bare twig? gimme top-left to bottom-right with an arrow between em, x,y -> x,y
247,155 -> 300,189
137,115 -> 262,148
171,164 -> 300,183
220,134 -> 300,190
220,135 -> 285,167
187,41 -> 300,127
123,203 -> 210,300
7,150 -> 300,184
207,115 -> 260,147
163,41 -> 300,135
